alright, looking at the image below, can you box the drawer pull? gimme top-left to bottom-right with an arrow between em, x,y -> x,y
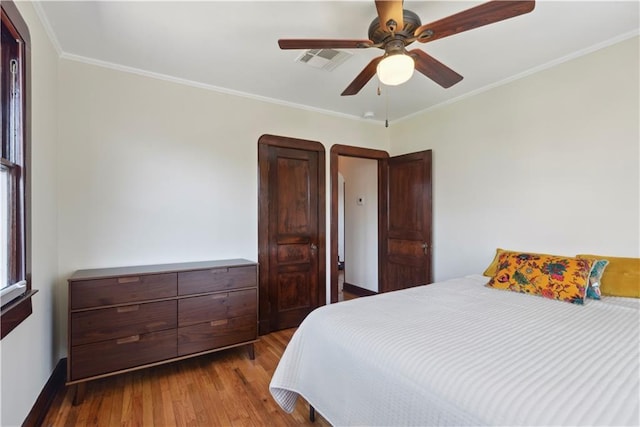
118,277 -> 140,284
211,293 -> 228,300
116,305 -> 140,313
210,268 -> 229,274
210,319 -> 228,327
116,335 -> 140,344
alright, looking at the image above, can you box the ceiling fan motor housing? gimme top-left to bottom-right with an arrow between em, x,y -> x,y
384,39 -> 408,56
368,9 -> 422,47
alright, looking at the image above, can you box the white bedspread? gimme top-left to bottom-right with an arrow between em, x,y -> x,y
270,275 -> 640,426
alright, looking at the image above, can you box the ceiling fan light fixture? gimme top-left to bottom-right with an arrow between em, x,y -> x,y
376,53 -> 414,86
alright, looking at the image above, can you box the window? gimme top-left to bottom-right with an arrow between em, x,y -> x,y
1,0 -> 34,339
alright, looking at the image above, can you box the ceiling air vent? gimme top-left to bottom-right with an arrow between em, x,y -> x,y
295,49 -> 352,71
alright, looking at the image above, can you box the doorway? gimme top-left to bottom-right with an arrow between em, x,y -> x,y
258,134 -> 326,335
330,145 -> 388,303
339,156 -> 380,297
330,145 -> 433,303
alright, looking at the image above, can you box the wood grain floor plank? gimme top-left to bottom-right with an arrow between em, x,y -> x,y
45,385 -> 72,427
158,368 -> 178,425
92,380 -> 114,425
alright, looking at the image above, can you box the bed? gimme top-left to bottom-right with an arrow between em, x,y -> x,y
269,274 -> 640,426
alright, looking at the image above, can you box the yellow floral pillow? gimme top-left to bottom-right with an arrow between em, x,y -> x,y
482,248 -> 558,277
482,248 -> 506,277
486,252 -> 595,304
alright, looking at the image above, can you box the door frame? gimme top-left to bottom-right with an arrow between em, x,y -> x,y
258,134 -> 326,335
330,144 -> 389,303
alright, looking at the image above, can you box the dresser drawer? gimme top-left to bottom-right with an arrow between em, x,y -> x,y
71,300 -> 177,346
70,273 -> 177,309
70,329 -> 177,381
178,289 -> 256,327
178,266 -> 256,296
177,314 -> 257,356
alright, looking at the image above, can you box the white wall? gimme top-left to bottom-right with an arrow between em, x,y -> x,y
56,59 -> 389,355
391,36 -> 640,281
0,2 -> 60,426
340,156 -> 379,292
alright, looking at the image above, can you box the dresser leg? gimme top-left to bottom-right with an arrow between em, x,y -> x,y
247,343 -> 255,360
72,382 -> 86,406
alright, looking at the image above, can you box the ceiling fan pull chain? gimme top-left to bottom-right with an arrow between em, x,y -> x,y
385,86 -> 389,128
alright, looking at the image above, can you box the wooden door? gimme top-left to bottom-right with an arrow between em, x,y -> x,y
381,150 -> 432,292
258,135 -> 325,335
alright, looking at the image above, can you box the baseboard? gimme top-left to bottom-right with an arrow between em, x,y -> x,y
22,357 -> 67,427
343,282 -> 377,297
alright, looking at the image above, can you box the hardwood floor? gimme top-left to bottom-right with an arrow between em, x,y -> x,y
42,329 -> 331,426
337,270 -> 358,301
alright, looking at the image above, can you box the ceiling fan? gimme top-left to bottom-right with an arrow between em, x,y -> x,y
278,0 -> 535,96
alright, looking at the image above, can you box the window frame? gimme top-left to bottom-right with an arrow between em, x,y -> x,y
1,0 -> 35,340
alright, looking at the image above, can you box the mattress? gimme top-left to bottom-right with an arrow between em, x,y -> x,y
270,274 -> 640,426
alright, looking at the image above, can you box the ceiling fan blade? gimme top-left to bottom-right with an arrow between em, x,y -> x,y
341,56 -> 383,96
375,0 -> 404,33
409,49 -> 463,88
278,39 -> 373,50
414,0 -> 535,43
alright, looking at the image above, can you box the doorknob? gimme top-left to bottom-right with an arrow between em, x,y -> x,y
421,243 -> 428,255
310,243 -> 318,253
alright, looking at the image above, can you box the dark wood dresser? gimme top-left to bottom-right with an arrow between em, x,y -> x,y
66,259 -> 257,404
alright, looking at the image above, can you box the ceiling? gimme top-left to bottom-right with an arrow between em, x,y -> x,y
36,1 -> 639,122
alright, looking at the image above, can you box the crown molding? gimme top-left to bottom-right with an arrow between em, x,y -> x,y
59,52 -> 388,126
394,30 -> 639,125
